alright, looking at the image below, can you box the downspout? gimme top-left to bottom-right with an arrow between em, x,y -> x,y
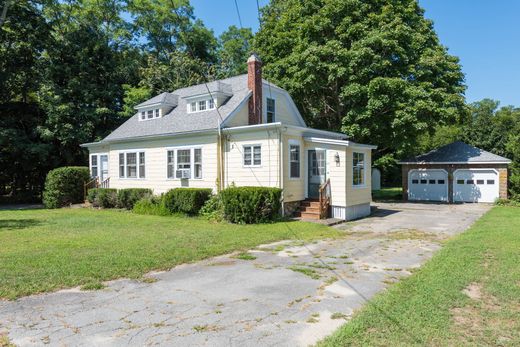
217,119 -> 224,191
279,127 -> 284,217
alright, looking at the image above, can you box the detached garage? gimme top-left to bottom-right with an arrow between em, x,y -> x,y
399,141 -> 510,203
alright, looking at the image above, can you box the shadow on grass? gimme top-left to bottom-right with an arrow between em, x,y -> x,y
0,219 -> 42,230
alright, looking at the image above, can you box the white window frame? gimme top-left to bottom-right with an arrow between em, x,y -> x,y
288,140 -> 301,179
352,151 -> 366,188
243,144 -> 262,167
166,146 -> 203,180
266,97 -> 275,123
138,108 -> 161,122
187,98 -> 216,113
118,150 -> 146,179
90,154 -> 99,178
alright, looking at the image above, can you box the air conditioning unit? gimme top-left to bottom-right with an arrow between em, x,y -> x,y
176,169 -> 191,179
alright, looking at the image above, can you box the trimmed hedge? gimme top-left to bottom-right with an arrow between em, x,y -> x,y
199,195 -> 224,222
43,167 -> 90,208
116,188 -> 152,209
163,188 -> 212,215
219,186 -> 282,224
87,188 -> 118,208
133,196 -> 172,216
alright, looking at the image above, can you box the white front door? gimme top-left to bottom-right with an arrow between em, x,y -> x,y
100,154 -> 109,182
408,169 -> 448,202
308,149 -> 326,199
453,169 -> 499,203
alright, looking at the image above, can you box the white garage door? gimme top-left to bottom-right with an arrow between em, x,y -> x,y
453,169 -> 499,203
408,170 -> 448,202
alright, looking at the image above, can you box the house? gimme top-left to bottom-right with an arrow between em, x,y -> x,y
399,141 -> 511,203
81,54 -> 377,220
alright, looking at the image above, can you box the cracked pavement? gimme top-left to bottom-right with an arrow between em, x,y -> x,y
0,202 -> 491,346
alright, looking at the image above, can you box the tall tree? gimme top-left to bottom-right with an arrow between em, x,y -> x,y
216,25 -> 253,77
254,0 -> 466,163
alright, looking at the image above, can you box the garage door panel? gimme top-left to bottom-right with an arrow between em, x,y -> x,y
453,169 -> 498,203
408,170 -> 448,202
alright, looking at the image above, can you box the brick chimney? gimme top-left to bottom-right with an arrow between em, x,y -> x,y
247,54 -> 262,125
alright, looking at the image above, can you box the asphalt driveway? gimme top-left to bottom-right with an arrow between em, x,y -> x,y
0,202 -> 491,346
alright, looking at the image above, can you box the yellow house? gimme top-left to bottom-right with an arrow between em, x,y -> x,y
81,55 -> 376,220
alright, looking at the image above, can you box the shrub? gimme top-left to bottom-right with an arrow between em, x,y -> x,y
199,194 -> 224,222
116,188 -> 152,209
88,188 -> 117,208
43,167 -> 90,208
495,198 -> 520,207
133,196 -> 172,216
219,186 -> 282,224
163,188 -> 212,215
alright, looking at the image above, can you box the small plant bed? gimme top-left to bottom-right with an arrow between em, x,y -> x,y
372,187 -> 403,201
318,207 -> 520,346
0,208 -> 340,299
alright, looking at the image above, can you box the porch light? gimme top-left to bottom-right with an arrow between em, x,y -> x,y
335,152 -> 340,165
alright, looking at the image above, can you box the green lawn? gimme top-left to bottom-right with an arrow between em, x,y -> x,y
372,187 -> 402,201
318,206 -> 520,346
0,208 -> 339,300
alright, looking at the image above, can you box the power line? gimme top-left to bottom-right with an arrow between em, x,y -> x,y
233,0 -> 243,29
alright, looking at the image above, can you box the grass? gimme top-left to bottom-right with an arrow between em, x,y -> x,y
371,187 -> 402,201
288,266 -> 322,280
318,206 -> 520,346
0,208 -> 340,299
233,252 -> 257,260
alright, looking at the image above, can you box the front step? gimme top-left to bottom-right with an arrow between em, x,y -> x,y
294,199 -> 322,220
293,211 -> 320,220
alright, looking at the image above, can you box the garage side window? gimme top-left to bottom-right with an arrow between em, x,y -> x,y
353,152 -> 365,186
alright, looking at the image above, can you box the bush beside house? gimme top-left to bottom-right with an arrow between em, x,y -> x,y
220,187 -> 282,224
43,167 -> 90,208
87,188 -> 118,208
162,188 -> 212,215
116,188 -> 152,209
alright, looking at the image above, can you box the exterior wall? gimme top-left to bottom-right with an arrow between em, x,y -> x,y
225,105 -> 249,127
402,163 -> 509,202
223,129 -> 281,188
101,134 -> 219,195
264,86 -> 302,126
345,147 -> 372,207
326,145 -> 348,207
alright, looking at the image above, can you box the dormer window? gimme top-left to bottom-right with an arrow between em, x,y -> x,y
135,92 -> 178,122
139,108 -> 161,121
187,98 -> 216,113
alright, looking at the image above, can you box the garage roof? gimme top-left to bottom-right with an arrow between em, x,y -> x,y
399,141 -> 511,164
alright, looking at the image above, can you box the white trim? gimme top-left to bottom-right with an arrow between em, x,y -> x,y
407,169 -> 449,202
399,161 -> 511,164
242,144 -> 262,168
304,137 -> 378,149
138,108 -> 162,122
288,139 -> 302,180
186,97 -> 217,114
117,150 -> 146,180
165,146 -> 204,180
352,151 -> 367,188
453,168 -> 499,175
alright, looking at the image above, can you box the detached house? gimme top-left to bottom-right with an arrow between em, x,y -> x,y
82,55 -> 376,220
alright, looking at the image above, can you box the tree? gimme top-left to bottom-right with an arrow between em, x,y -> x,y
254,0 -> 466,162
217,25 -> 253,78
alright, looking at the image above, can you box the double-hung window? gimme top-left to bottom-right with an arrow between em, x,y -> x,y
166,148 -> 202,179
289,142 -> 300,178
90,155 -> 98,177
266,98 -> 275,123
244,145 -> 261,166
353,152 -> 365,186
198,100 -> 206,111
119,151 -> 145,178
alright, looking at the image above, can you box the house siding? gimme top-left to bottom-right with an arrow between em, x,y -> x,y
283,134 -> 305,202
346,147 -> 372,207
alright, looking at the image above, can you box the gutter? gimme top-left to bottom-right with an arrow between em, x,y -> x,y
398,161 -> 512,165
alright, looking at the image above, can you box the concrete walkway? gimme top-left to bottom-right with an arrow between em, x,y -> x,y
0,202 -> 491,346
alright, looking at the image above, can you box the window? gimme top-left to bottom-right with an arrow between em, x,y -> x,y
457,179 -> 465,184
289,143 -> 300,178
176,149 -> 191,178
167,151 -> 175,178
429,179 -> 436,184
188,98 -> 215,113
194,148 -> 202,179
119,151 -> 145,178
90,155 -> 98,177
266,98 -> 275,123
147,110 -> 153,119
467,179 -> 474,184
244,145 -> 261,166
420,179 -> 427,184
198,100 -> 206,111
190,102 -> 197,112
412,179 -> 419,184
141,111 -> 145,120
487,179 -> 495,185
119,153 -> 124,178
126,153 -> 137,178
353,152 -> 365,186
438,179 -> 445,184
477,179 -> 484,185
209,98 -> 215,109
154,109 -> 160,118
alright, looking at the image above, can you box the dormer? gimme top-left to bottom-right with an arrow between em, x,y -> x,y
184,81 -> 233,113
135,92 -> 178,121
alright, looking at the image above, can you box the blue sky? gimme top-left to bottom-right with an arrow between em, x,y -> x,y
191,0 -> 519,107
